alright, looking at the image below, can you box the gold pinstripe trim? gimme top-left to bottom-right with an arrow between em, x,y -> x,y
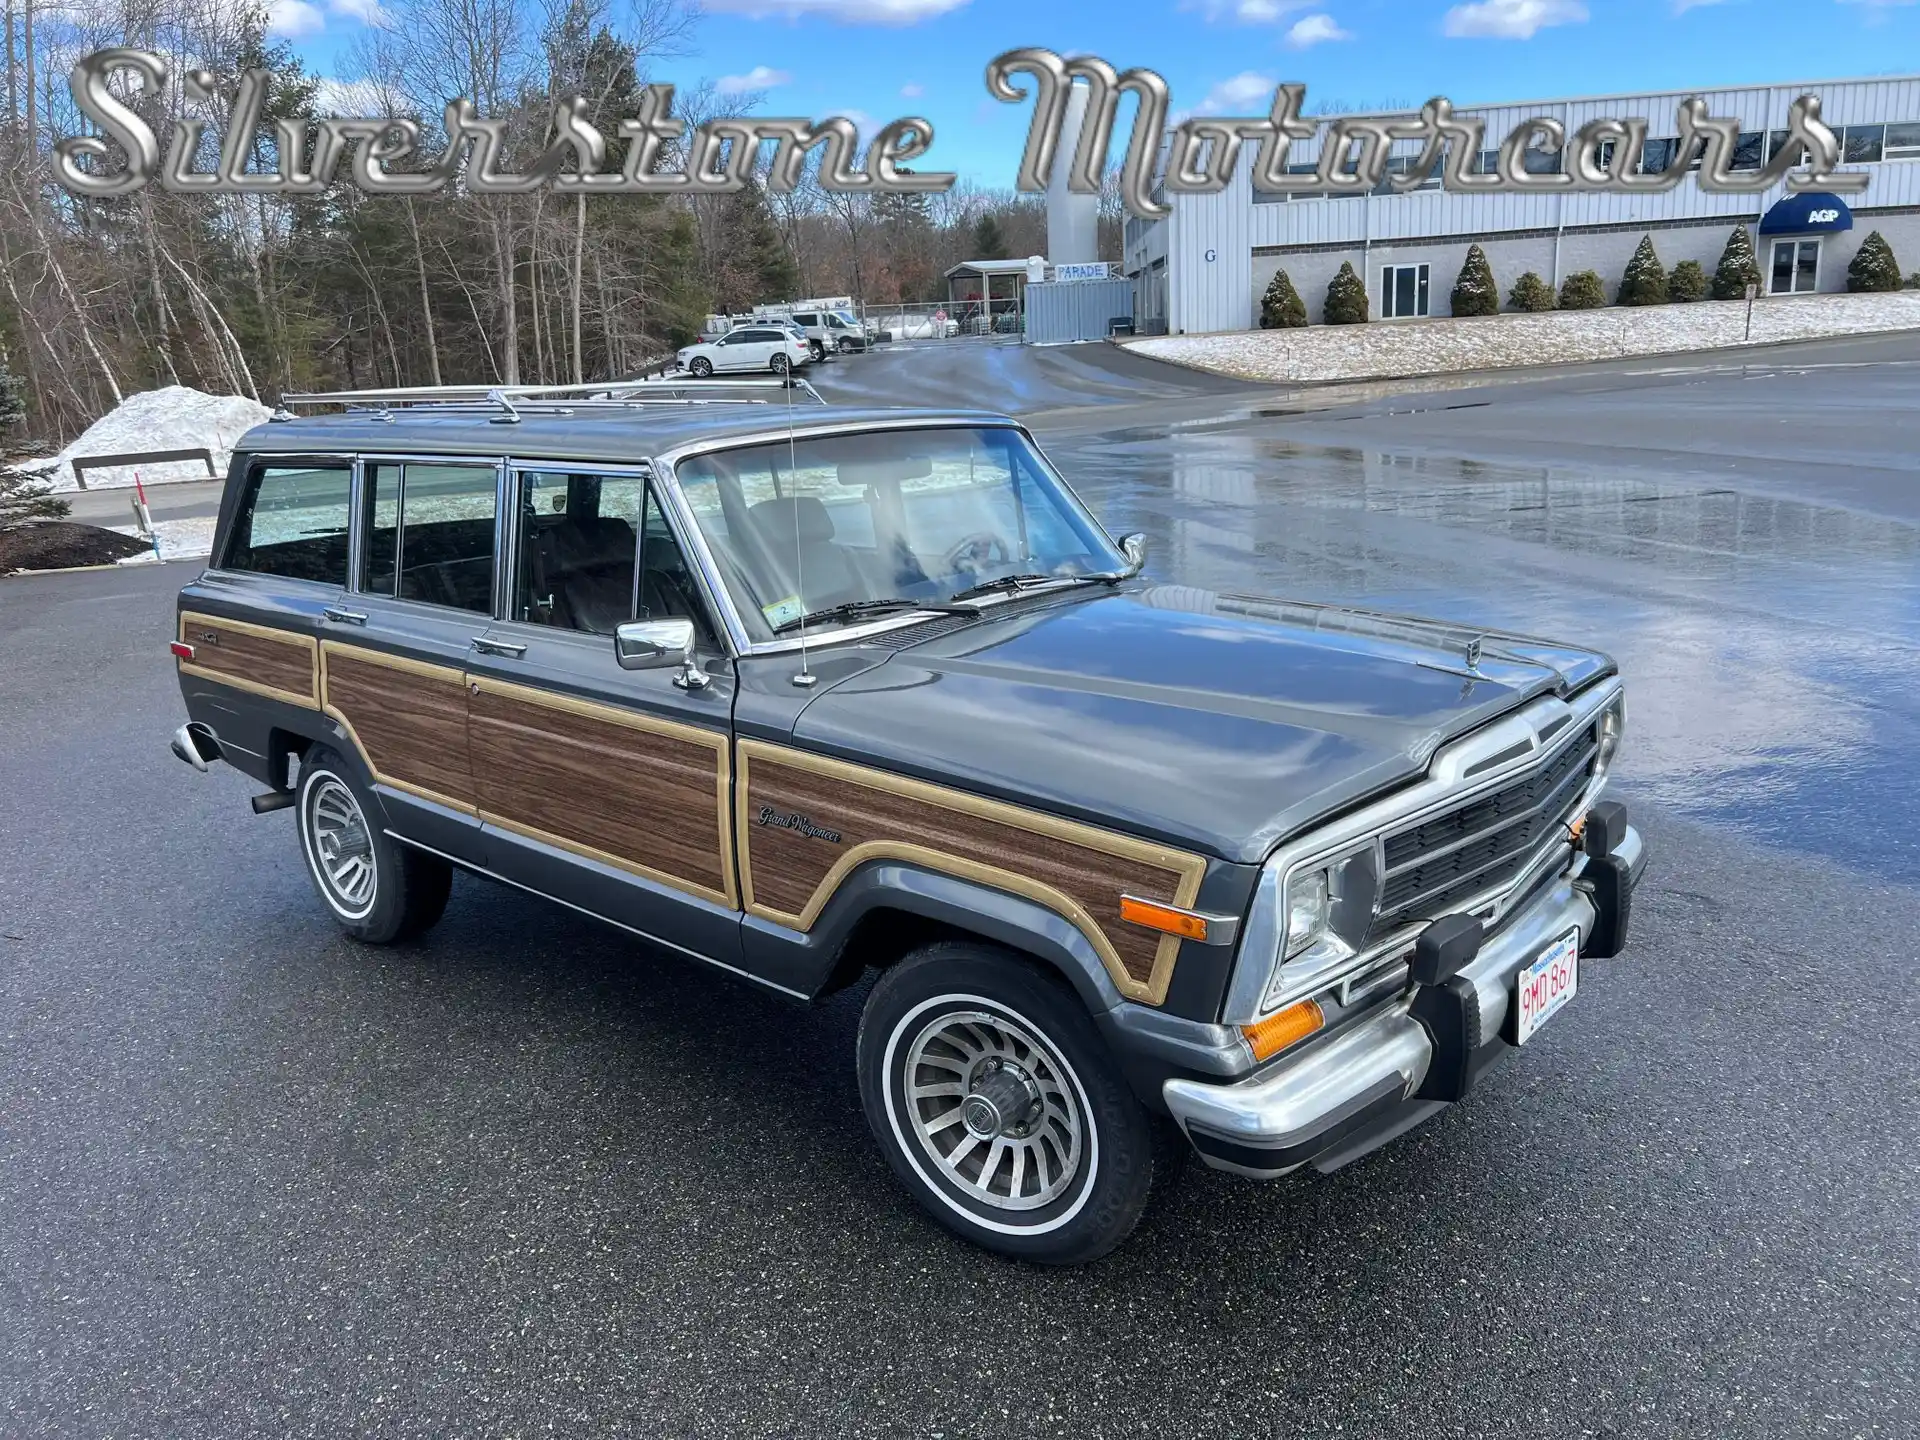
318,641 -> 477,816
176,610 -> 319,708
468,674 -> 737,909
735,739 -> 1208,1006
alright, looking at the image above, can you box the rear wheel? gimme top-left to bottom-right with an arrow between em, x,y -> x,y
857,942 -> 1162,1264
770,352 -> 790,374
296,746 -> 451,944
689,356 -> 713,378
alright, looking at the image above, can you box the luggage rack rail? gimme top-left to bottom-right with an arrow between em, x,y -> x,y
275,376 -> 826,424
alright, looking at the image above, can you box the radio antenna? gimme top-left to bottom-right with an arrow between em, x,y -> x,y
786,373 -> 816,689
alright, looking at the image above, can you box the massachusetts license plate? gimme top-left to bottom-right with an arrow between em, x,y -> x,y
1514,929 -> 1579,1045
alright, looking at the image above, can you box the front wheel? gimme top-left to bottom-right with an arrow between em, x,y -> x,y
857,942 -> 1162,1264
296,746 -> 451,944
689,356 -> 713,378
837,336 -> 857,354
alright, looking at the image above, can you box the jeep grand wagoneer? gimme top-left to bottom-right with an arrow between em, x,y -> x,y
169,378 -> 1645,1264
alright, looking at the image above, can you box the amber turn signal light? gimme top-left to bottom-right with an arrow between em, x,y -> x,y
1118,895 -> 1210,942
1241,998 -> 1325,1062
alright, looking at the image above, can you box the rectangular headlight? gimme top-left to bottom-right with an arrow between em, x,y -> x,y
1260,842 -> 1383,1012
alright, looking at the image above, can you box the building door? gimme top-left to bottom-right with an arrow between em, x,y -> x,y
1381,263 -> 1430,318
1769,238 -> 1820,294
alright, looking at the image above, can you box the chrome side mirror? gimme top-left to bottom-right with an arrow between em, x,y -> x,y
1120,533 -> 1148,577
614,618 -> 695,671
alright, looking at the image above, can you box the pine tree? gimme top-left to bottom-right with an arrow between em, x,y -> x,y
712,184 -> 800,314
1711,226 -> 1763,300
1449,244 -> 1500,317
0,348 -> 66,526
1667,259 -> 1708,303
972,214 -> 1009,260
1323,261 -> 1369,324
1259,269 -> 1308,328
1558,270 -> 1606,310
1847,230 -> 1903,292
1508,272 -> 1556,312
1618,235 -> 1668,306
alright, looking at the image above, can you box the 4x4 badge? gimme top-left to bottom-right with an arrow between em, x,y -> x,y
756,806 -> 842,844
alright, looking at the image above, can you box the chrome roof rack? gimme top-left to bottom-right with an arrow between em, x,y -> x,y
277,375 -> 828,422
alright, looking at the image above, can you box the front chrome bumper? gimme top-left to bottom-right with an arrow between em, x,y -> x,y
1163,825 -> 1645,1180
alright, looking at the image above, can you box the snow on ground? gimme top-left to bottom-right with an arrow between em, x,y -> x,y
29,386 -> 272,492
107,516 -> 217,562
1128,290 -> 1920,385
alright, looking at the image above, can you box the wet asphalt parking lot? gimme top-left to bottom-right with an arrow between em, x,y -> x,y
4,336 -> 1917,1437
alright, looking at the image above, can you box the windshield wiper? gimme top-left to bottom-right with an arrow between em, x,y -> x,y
770,598 -> 974,636
946,573 -> 1113,604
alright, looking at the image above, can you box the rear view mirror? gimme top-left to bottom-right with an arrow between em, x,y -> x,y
1120,533 -> 1148,577
614,618 -> 695,671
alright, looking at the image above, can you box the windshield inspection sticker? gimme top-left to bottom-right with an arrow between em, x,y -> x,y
762,596 -> 805,629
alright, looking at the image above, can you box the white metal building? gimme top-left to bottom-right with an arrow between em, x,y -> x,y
1124,75 -> 1920,334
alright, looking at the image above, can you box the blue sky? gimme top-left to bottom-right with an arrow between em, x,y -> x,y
280,0 -> 1920,186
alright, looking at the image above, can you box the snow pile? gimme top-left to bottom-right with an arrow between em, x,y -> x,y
31,386 -> 273,492
108,516 -> 218,561
1128,290 -> 1920,385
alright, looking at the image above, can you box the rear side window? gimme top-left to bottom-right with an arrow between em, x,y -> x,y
358,462 -> 499,614
225,463 -> 352,584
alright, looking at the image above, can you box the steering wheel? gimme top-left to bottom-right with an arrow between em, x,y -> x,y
943,532 -> 1013,573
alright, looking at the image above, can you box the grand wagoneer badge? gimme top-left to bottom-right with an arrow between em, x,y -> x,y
755,805 -> 842,845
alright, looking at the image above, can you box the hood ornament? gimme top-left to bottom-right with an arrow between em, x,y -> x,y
1464,634 -> 1485,675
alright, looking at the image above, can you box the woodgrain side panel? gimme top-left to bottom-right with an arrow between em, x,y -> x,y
738,741 -> 1207,1006
468,678 -> 733,906
177,611 -> 317,706
320,644 -> 474,811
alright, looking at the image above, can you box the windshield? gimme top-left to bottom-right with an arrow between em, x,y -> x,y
672,426 -> 1125,642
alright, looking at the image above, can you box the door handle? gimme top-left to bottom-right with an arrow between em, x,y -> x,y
471,637 -> 527,658
323,606 -> 368,626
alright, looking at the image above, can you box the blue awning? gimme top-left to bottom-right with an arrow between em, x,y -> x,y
1759,193 -> 1854,234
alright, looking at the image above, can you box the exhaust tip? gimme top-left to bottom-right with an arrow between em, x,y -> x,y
169,722 -> 221,772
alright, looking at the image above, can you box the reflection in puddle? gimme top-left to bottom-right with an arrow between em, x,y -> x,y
1052,425 -> 1920,883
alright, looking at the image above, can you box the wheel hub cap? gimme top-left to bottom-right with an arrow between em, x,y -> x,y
902,1008 -> 1084,1211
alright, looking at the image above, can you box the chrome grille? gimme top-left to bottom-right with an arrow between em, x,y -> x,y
1371,720 -> 1599,934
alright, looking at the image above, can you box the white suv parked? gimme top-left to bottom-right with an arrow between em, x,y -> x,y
677,326 -> 811,378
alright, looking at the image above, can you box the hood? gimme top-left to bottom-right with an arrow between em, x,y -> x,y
792,585 -> 1613,864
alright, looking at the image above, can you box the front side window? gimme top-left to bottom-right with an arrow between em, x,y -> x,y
358,462 -> 498,614
225,462 -> 352,584
673,426 -> 1124,643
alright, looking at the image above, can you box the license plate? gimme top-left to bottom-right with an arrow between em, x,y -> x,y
1514,929 -> 1579,1045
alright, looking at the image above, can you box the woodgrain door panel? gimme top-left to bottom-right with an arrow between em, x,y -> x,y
468,677 -> 734,907
737,740 -> 1207,1006
177,611 -> 318,707
320,643 -> 476,812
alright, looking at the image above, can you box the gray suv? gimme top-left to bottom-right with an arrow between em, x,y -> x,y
167,379 -> 1646,1263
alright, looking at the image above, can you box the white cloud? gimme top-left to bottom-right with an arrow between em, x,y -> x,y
1184,0 -> 1312,21
1442,0 -> 1589,37
901,82 -> 924,98
267,0 -> 326,37
703,0 -> 970,23
327,0 -> 393,25
1194,72 -> 1278,117
715,65 -> 793,94
1284,12 -> 1352,45
315,77 -> 395,116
